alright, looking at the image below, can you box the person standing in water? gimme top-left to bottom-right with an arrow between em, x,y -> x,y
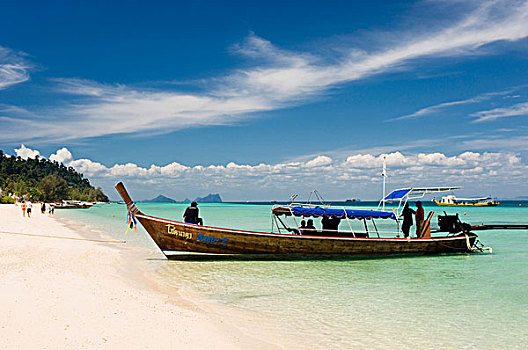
400,202 -> 415,238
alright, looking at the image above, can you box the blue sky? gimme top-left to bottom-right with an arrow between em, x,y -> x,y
1,0 -> 528,200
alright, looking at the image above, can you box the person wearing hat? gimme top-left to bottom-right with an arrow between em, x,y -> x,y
183,201 -> 203,225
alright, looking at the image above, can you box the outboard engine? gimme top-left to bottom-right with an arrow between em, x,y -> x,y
437,212 -> 471,233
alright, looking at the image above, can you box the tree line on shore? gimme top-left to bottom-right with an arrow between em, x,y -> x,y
0,150 -> 108,203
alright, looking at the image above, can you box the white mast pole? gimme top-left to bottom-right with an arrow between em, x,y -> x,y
382,156 -> 387,210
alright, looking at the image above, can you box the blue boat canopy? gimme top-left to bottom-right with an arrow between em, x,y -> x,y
383,188 -> 413,201
272,206 -> 396,220
381,187 -> 461,202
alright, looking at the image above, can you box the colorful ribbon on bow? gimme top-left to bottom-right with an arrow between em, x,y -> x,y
125,202 -> 139,234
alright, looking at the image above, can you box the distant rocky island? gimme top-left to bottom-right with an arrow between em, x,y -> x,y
195,193 -> 222,203
141,193 -> 222,203
145,195 -> 177,203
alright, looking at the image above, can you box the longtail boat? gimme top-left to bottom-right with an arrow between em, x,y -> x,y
115,182 -> 490,258
54,201 -> 94,209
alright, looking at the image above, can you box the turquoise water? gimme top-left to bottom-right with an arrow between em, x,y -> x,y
57,203 -> 528,349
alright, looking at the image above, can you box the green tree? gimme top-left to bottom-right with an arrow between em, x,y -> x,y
39,174 -> 69,201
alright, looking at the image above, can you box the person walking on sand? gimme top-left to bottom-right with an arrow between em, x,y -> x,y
21,201 -> 27,217
415,201 -> 425,237
400,202 -> 415,238
26,201 -> 33,218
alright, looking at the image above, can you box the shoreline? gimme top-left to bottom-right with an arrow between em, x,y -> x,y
0,204 -> 285,349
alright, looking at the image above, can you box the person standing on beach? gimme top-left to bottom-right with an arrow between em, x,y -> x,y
415,201 -> 424,237
400,202 -> 415,238
26,201 -> 32,218
41,202 -> 46,214
183,201 -> 203,225
21,201 -> 27,217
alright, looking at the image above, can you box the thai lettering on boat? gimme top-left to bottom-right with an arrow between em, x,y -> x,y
166,224 -> 193,239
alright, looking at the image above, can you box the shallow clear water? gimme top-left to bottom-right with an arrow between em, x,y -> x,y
58,202 -> 528,349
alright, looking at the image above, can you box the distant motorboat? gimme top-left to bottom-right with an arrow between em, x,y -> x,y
433,195 -> 499,207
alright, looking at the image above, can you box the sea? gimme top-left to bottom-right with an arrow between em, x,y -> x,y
56,201 -> 527,349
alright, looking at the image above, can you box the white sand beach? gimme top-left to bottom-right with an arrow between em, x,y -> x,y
0,204 -> 281,349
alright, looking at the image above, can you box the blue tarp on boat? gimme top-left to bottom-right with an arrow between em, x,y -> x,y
278,206 -> 396,220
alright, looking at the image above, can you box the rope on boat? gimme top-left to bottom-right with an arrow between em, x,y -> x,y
464,233 -> 493,254
0,230 -> 126,244
432,235 -> 492,253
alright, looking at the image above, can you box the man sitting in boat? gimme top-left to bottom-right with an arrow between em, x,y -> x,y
302,219 -> 317,235
183,201 -> 203,225
299,220 -> 307,234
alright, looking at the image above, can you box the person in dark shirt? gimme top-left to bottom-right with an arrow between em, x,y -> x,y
299,220 -> 306,234
322,215 -> 341,236
303,219 -> 317,235
329,215 -> 341,236
415,201 -> 425,237
183,201 -> 203,225
400,202 -> 415,238
321,215 -> 331,235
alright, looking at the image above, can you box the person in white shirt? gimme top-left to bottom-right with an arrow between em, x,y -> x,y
26,201 -> 33,218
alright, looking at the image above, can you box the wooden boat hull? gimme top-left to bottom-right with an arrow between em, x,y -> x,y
115,182 -> 478,257
135,213 -> 477,256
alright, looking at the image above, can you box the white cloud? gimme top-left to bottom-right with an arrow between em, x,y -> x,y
49,147 -> 73,163
2,1 -> 528,142
0,46 -> 31,89
388,89 -> 515,121
471,101 -> 528,122
305,156 -> 333,167
8,145 -> 523,200
14,144 -> 40,159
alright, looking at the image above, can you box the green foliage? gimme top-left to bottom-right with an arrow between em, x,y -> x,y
39,174 -> 69,201
0,150 -> 109,202
1,195 -> 15,204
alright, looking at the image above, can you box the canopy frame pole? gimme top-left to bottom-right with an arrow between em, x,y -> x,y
362,218 -> 369,237
343,207 -> 355,237
273,215 -> 282,234
395,213 -> 401,237
275,215 -> 294,234
288,207 -> 300,235
382,156 -> 387,211
371,218 -> 380,238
